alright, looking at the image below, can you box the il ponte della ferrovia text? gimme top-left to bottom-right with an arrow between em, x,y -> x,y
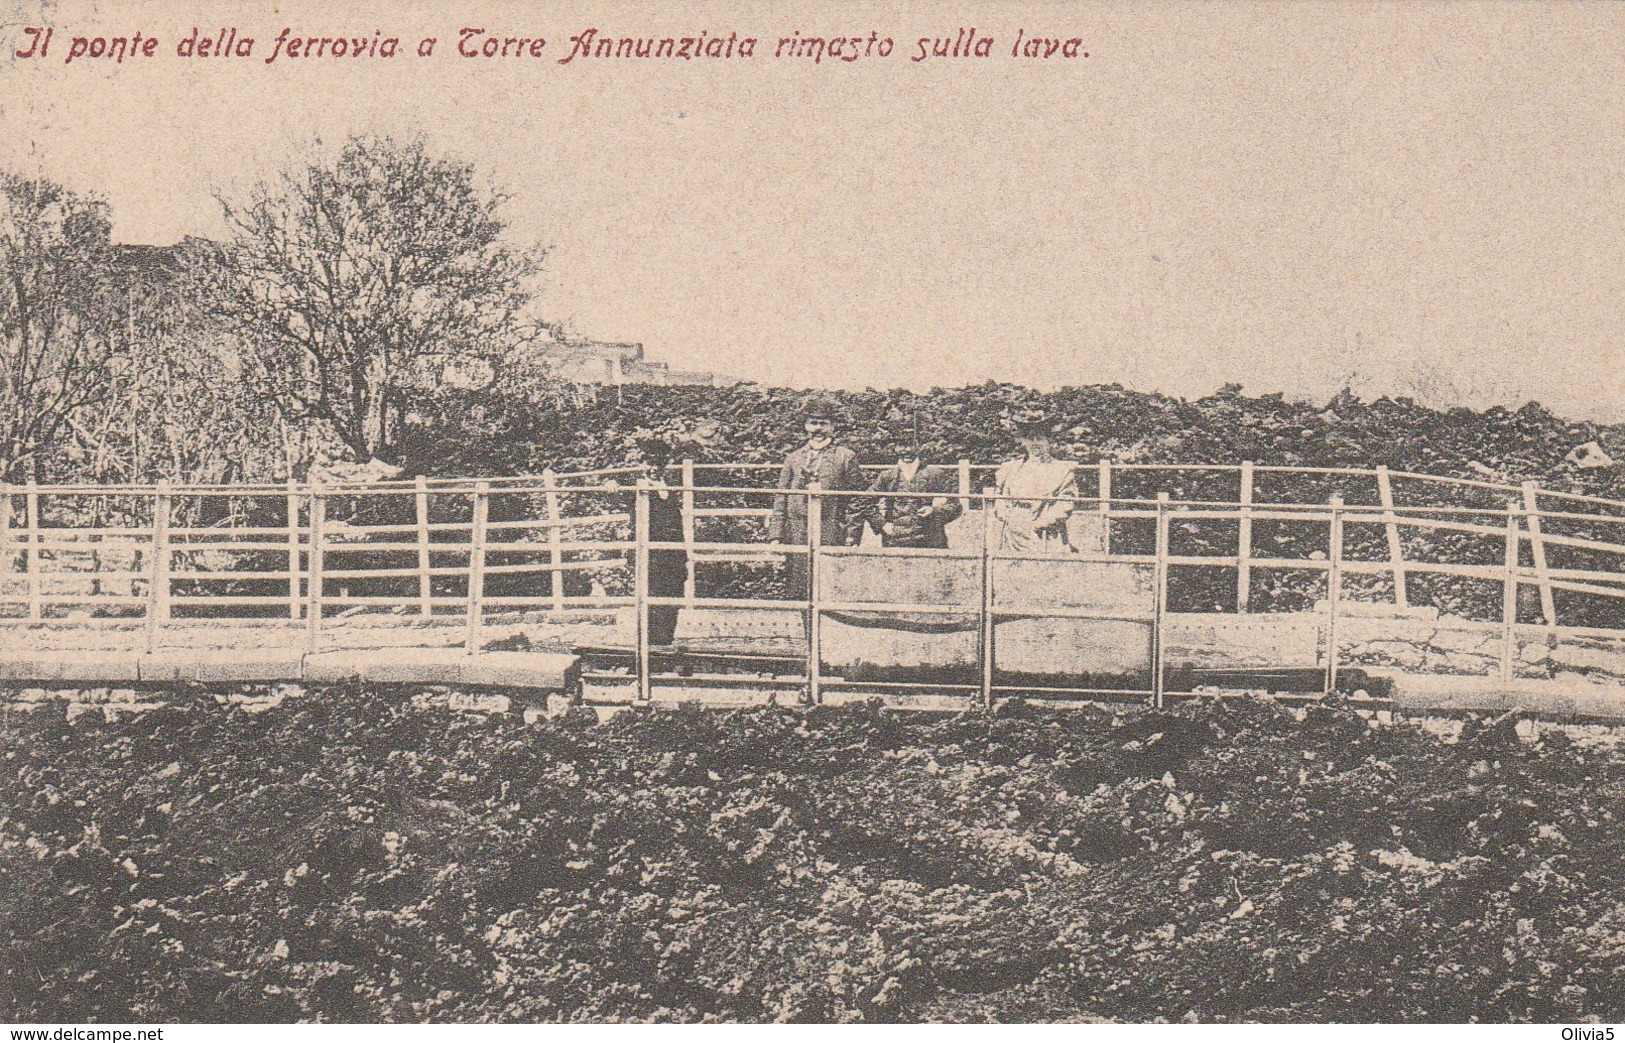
14,26 -> 1088,65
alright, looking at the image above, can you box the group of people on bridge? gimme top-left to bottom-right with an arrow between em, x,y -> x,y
627,399 -> 1083,642
758,398 -> 1081,557
629,399 -> 1083,615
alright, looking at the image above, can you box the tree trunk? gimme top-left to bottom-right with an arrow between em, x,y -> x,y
361,353 -> 389,459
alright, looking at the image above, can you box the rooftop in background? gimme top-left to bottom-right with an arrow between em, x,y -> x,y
538,339 -> 732,387
107,239 -> 210,285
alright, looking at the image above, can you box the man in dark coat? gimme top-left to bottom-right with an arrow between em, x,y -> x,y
767,397 -> 867,597
863,434 -> 963,549
638,439 -> 687,645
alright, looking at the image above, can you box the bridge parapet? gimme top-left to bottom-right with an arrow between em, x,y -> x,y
3,462 -> 1625,716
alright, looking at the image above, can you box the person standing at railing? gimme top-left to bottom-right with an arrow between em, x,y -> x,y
993,411 -> 1079,553
862,432 -> 962,549
637,438 -> 687,645
768,396 -> 867,596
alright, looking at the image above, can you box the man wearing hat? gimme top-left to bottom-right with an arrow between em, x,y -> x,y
863,433 -> 963,549
993,410 -> 1079,553
768,395 -> 867,595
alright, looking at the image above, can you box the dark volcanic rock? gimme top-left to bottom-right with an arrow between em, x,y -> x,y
3,689 -> 1623,1022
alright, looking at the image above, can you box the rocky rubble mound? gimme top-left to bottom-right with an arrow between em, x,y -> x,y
400,382 -> 1625,502
3,689 -> 1623,1023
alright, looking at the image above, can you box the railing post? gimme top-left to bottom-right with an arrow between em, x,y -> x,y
465,482 -> 489,655
681,458 -> 697,600
145,480 -> 171,651
1098,459 -> 1113,555
25,482 -> 40,621
807,483 -> 822,706
980,486 -> 997,710
1502,505 -> 1520,682
1326,495 -> 1344,696
306,483 -> 325,652
285,480 -> 302,621
1237,461 -> 1253,613
543,469 -> 565,611
1521,480 -> 1557,627
415,476 -> 432,618
958,459 -> 972,511
0,483 -> 10,609
1376,465 -> 1409,609
634,480 -> 652,703
1152,493 -> 1170,710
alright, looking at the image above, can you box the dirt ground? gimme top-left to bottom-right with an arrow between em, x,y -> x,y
2,689 -> 1622,1023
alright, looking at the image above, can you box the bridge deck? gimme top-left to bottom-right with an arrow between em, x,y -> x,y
4,608 -> 1625,722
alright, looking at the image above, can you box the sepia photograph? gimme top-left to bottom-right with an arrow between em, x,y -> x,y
1,0 -> 1622,1028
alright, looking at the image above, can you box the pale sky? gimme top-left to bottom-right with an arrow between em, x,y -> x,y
3,0 -> 1622,419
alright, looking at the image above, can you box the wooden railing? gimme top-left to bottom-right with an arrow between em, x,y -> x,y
4,461 -> 1625,705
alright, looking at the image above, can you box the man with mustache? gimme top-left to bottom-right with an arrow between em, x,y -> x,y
768,395 -> 867,597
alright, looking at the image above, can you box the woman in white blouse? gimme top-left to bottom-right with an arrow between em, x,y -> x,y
993,412 -> 1078,554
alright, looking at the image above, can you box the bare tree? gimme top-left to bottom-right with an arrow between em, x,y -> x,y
204,134 -> 544,464
0,172 -> 131,483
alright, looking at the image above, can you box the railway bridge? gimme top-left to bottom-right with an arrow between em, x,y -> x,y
4,461 -> 1625,720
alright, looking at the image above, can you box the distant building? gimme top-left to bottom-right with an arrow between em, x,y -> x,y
540,340 -> 727,387
108,237 -> 221,285
111,242 -> 189,282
